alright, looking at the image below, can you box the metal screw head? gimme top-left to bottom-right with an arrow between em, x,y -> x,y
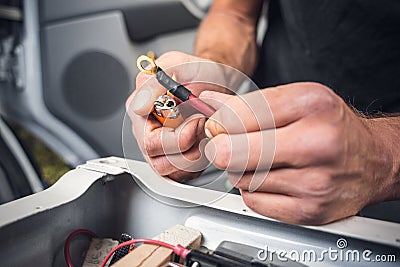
154,95 -> 180,119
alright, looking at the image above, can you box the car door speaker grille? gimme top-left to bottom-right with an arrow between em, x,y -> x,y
62,51 -> 130,119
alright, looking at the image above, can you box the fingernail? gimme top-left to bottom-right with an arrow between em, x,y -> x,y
204,139 -> 217,162
131,90 -> 151,112
199,90 -> 210,99
204,128 -> 213,139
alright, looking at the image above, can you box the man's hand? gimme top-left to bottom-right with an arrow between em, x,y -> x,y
201,82 -> 400,225
126,51 -> 226,181
126,0 -> 263,181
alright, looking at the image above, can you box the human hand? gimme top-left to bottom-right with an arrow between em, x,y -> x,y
201,82 -> 399,225
126,51 -> 227,181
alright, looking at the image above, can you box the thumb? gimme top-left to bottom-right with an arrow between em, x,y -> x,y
126,76 -> 166,116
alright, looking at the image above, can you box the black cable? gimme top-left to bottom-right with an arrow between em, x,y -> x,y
155,67 -> 192,101
109,233 -> 133,265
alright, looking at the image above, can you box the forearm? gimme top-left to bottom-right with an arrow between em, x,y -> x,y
194,0 -> 263,76
364,116 -> 400,202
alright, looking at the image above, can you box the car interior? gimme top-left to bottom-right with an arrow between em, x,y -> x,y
0,1 -> 399,266
0,0 -> 399,254
0,0 -> 212,201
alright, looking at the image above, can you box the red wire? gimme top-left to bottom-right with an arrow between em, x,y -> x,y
100,238 -> 190,267
64,229 -> 97,267
188,94 -> 216,118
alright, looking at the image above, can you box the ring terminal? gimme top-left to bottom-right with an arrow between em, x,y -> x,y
136,55 -> 157,75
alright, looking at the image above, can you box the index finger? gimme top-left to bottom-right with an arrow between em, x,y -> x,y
202,82 -> 338,136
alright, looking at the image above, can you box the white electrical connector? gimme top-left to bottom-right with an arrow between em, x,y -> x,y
83,238 -> 119,267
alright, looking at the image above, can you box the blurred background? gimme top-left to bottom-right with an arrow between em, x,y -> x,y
0,0 -> 213,203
